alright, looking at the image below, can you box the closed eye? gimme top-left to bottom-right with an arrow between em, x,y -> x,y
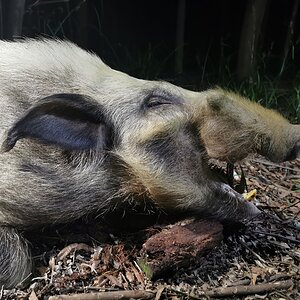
145,96 -> 174,108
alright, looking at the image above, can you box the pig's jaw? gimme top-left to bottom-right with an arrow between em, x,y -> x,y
205,163 -> 261,221
218,183 -> 261,221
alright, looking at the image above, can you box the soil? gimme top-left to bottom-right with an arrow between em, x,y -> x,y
1,156 -> 299,300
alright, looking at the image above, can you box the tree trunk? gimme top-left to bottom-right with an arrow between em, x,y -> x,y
279,0 -> 300,76
78,0 -> 88,48
0,0 -> 3,38
3,0 -> 25,39
237,0 -> 268,80
175,0 -> 186,74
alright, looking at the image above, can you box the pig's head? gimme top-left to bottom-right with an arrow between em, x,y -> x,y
0,94 -> 242,222
1,42 -> 298,223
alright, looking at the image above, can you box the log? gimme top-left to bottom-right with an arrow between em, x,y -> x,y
139,218 -> 223,279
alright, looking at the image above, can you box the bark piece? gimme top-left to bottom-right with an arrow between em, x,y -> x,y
139,218 -> 223,279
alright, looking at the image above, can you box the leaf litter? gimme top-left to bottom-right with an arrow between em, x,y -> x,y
1,156 -> 299,300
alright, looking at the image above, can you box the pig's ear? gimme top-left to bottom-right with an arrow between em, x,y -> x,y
1,94 -> 113,152
206,90 -> 234,113
206,94 -> 224,112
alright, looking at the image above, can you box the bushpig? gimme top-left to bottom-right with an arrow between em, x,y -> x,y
0,39 -> 299,288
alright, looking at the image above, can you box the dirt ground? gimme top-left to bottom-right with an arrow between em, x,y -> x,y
1,157 -> 299,300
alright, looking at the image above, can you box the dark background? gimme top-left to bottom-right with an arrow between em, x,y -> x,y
1,0 -> 300,119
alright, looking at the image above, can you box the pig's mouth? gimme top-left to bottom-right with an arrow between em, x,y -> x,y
208,160 -> 261,220
209,161 -> 248,194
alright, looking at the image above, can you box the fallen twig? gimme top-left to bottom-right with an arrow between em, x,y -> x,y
169,288 -> 207,300
0,285 -> 3,299
280,199 -> 300,211
201,280 -> 294,298
238,239 -> 267,264
268,273 -> 292,282
48,290 -> 155,300
253,231 -> 300,244
154,285 -> 165,300
270,290 -> 294,300
57,243 -> 94,260
227,279 -> 251,287
252,159 -> 300,173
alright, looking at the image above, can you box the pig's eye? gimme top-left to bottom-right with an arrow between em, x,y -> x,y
145,96 -> 173,109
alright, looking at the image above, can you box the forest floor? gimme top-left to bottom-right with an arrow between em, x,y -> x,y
2,157 -> 300,300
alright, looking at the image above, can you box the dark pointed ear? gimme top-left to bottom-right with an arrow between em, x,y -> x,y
1,94 -> 113,152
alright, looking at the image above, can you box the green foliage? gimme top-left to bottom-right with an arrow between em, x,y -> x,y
137,257 -> 153,280
173,50 -> 300,122
220,72 -> 300,122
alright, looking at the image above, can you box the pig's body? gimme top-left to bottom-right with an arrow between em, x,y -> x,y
0,39 -> 299,288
